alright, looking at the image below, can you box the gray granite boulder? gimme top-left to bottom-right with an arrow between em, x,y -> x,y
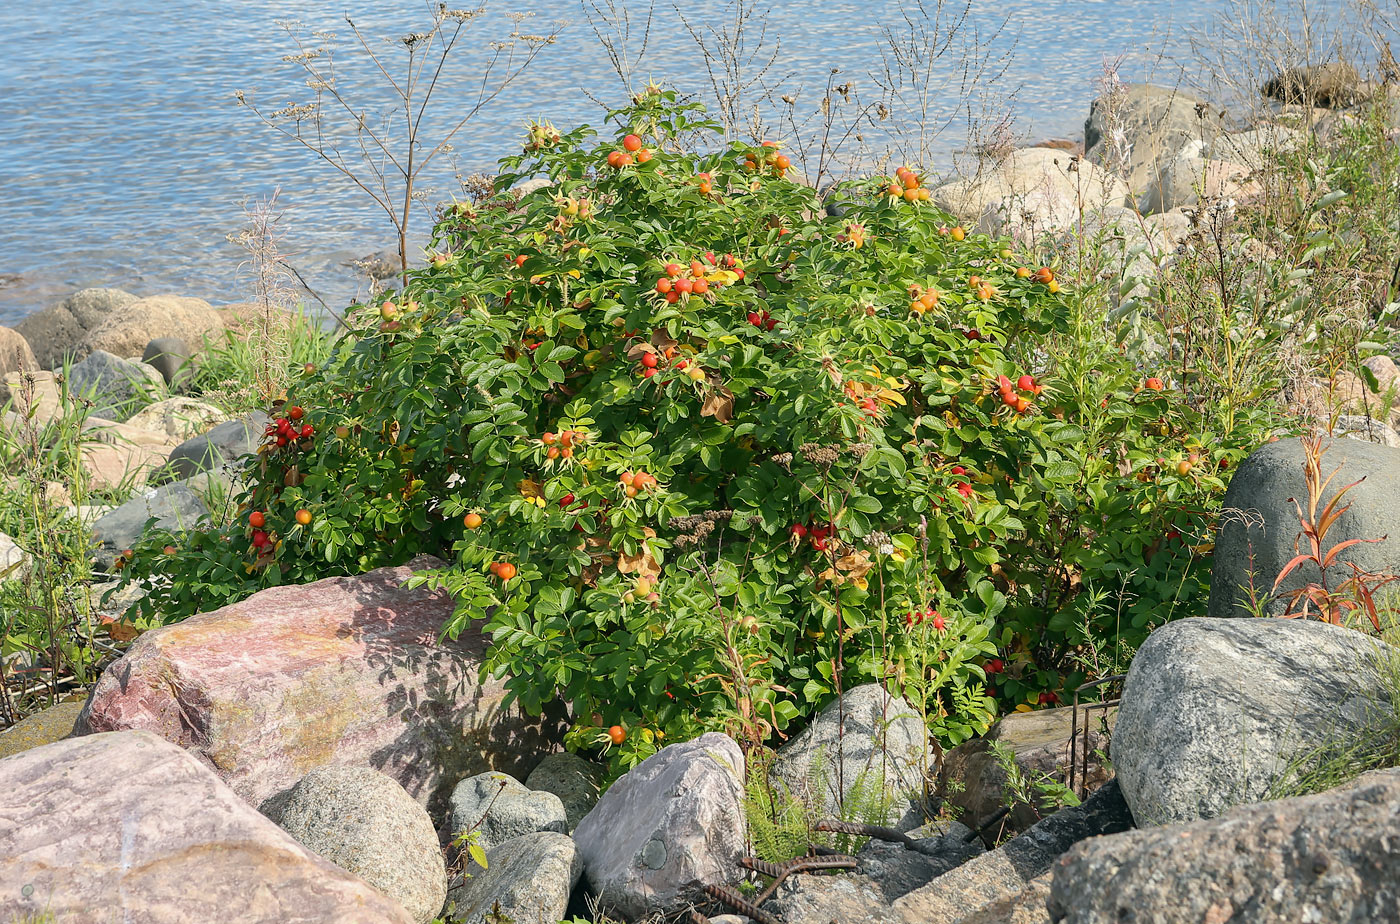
1209,438 -> 1400,619
68,349 -> 164,421
1048,767 -> 1400,922
1083,84 -> 1227,204
89,479 -> 209,569
525,751 -> 605,831
270,766 -> 446,924
574,732 -> 747,919
772,684 -> 933,826
889,780 -> 1133,923
448,770 -> 567,851
142,336 -> 193,389
1112,617 -> 1395,826
153,411 -> 268,484
15,287 -> 138,369
444,831 -> 580,924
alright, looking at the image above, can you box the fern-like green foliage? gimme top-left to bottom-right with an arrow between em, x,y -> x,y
745,749 -> 814,862
743,745 -> 903,861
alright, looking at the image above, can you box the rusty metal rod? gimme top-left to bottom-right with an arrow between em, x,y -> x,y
702,883 -> 782,924
969,806 -> 1010,843
815,818 -> 916,847
740,853 -> 860,905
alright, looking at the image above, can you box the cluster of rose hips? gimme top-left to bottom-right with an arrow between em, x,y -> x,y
373,300 -> 420,334
1015,265 -> 1060,294
265,406 -> 314,450
488,561 -> 518,582
967,275 -> 999,303
984,657 -> 1005,675
542,429 -> 587,462
886,165 -> 931,202
907,283 -> 940,316
939,225 -> 968,241
635,345 -> 707,383
618,470 -> 658,498
605,134 -> 653,168
904,607 -> 947,631
653,253 -> 743,305
1141,376 -> 1164,391
996,374 -> 1040,414
789,521 -> 835,552
746,309 -> 778,331
743,141 -> 790,175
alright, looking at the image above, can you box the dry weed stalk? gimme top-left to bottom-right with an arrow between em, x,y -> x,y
238,5 -> 559,277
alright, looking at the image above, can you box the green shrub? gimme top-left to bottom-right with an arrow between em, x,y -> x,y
121,91 -> 1276,766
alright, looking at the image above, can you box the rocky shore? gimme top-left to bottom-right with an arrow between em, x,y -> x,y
3,65 -> 1400,924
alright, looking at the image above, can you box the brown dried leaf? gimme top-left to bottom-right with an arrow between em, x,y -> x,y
617,543 -> 661,580
701,387 -> 735,423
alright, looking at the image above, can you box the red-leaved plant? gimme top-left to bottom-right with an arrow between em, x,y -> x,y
1273,434 -> 1398,630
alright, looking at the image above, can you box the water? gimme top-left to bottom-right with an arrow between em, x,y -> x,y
0,0 -> 1349,325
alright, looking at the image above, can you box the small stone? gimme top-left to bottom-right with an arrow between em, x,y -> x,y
272,766 -> 446,924
449,770 -> 567,851
89,480 -> 209,570
141,336 -> 193,388
152,411 -> 268,484
525,751 -> 605,831
444,831 -> 580,924
68,350 -> 165,421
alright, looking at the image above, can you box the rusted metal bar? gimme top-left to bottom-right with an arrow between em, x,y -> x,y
740,853 -> 860,905
1071,674 -> 1126,800
702,883 -> 782,924
686,911 -> 709,924
969,806 -> 1009,843
814,818 -> 916,848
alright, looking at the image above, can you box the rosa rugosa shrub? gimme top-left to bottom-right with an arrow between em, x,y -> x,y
121,91 -> 1263,766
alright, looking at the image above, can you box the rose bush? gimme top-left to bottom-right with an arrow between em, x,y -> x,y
120,91 -> 1270,768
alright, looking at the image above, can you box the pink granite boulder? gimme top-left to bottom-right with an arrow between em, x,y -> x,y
0,729 -> 414,923
74,556 -> 561,812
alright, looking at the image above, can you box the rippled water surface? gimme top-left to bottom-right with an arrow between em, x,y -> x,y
0,0 -> 1349,323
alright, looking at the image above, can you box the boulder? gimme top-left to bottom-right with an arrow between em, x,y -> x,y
73,556 -> 563,814
1208,438 -> 1400,619
1,369 -> 63,423
444,831 -> 580,924
270,766 -> 446,924
890,780 -> 1133,923
67,349 -> 164,421
15,287 -> 138,369
80,440 -> 173,492
89,479 -> 210,569
933,148 -> 1130,241
143,335 -> 195,388
525,750 -> 605,831
77,294 -> 224,362
0,699 -> 84,760
1262,61 -> 1363,108
574,732 -> 747,919
0,325 -> 37,377
942,704 -> 1116,841
1209,125 -> 1305,170
1363,355 -> 1400,395
772,684 -> 933,826
1048,767 -> 1400,922
1083,84 -> 1227,199
1332,414 -> 1400,448
0,730 -> 414,923
152,411 -> 267,484
125,396 -> 226,441
0,531 -> 29,580
956,873 -> 1052,924
448,770 -> 568,851
1111,617 -> 1394,827
1142,154 -> 1260,213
